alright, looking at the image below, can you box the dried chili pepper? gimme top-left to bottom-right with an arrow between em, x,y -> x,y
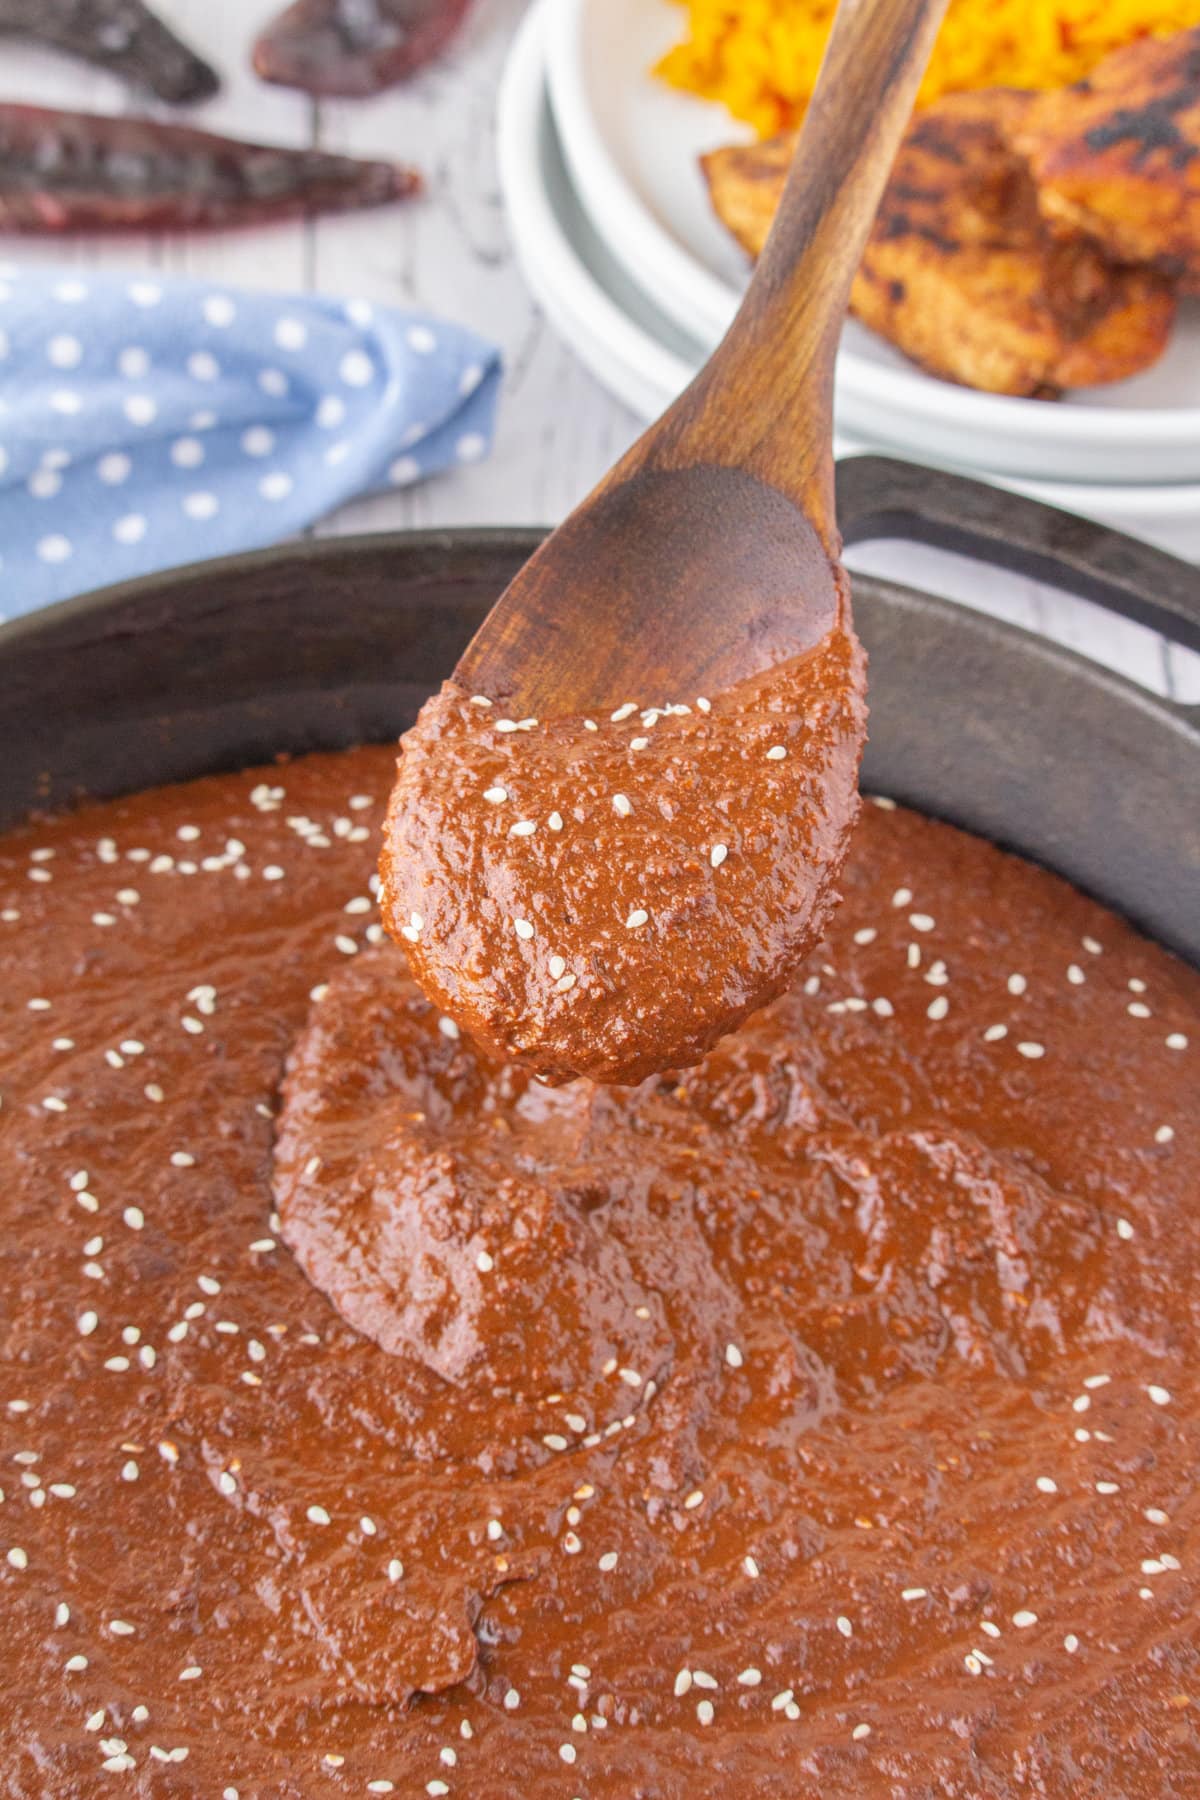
0,105 -> 421,233
0,0 -> 219,104
253,0 -> 472,98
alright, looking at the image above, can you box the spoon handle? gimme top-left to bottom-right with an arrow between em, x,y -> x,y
645,0 -> 949,548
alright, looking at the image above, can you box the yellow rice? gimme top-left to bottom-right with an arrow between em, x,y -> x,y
657,0 -> 1200,136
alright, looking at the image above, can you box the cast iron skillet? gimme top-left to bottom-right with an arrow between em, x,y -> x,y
2,455 -> 1198,962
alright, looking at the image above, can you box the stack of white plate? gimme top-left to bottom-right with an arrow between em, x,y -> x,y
499,0 -> 1200,558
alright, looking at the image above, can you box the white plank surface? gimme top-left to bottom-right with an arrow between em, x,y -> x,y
1,0 -> 1196,706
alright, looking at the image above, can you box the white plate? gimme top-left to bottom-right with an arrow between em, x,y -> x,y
500,1 -> 1200,561
545,0 -> 1200,486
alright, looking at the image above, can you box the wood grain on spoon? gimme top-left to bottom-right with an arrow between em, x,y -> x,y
381,0 -> 949,1085
457,0 -> 951,714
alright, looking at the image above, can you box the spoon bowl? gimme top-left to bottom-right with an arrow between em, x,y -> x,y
458,0 -> 951,714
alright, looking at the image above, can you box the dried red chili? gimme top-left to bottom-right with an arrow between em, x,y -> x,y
0,0 -> 219,104
0,104 -> 421,233
252,0 -> 473,98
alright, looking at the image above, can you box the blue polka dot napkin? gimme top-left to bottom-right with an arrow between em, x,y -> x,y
0,264 -> 502,617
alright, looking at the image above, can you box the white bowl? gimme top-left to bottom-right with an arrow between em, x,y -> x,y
500,0 -> 1200,562
545,0 -> 1200,486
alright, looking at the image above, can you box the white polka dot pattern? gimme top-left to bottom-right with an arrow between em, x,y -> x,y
0,263 -> 501,614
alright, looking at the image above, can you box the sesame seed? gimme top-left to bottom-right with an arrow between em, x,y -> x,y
542,1434 -> 568,1452
1147,1385 -> 1172,1406
926,996 -> 949,1021
624,909 -> 648,930
674,1670 -> 692,1697
476,1250 -> 494,1273
77,1311 -> 98,1336
852,1723 -> 871,1741
598,1551 -> 618,1572
611,703 -> 637,722
737,1667 -> 761,1686
1155,1125 -> 1175,1144
1116,1218 -> 1135,1240
1166,1033 -> 1188,1050
108,1620 -> 135,1636
1007,973 -> 1027,995
7,1547 -> 28,1570
697,1700 -> 714,1725
765,744 -> 786,761
683,1489 -> 704,1510
836,1615 -> 853,1638
559,1743 -> 577,1764
547,812 -> 563,831
901,1587 -> 926,1600
853,927 -> 877,945
612,794 -> 632,817
469,695 -> 492,708
771,1689 -> 794,1711
387,1559 -> 404,1582
1016,1041 -> 1045,1059
1146,1507 -> 1170,1525
548,955 -> 566,979
122,1206 -> 144,1231
306,1504 -> 331,1526
1012,1610 -> 1038,1628
1096,1481 -> 1119,1495
724,1343 -> 743,1369
514,918 -> 535,940
743,1555 -> 759,1578
1036,1476 -> 1058,1494
1064,1633 -> 1079,1652
555,973 -> 577,993
980,1620 -> 1001,1638
509,820 -> 537,837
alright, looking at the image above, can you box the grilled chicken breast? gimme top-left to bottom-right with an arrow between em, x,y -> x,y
1013,27 -> 1200,292
702,90 -> 1176,395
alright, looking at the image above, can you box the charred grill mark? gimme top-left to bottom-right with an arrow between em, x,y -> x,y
1084,82 -> 1200,171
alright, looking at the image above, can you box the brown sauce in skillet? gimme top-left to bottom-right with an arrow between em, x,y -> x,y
0,747 -> 1197,1796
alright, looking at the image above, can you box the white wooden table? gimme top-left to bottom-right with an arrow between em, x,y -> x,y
3,0 -> 1196,702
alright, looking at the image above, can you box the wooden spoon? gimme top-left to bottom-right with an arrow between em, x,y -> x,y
457,0 -> 949,714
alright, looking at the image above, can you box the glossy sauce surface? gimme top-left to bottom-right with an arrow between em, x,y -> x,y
381,619 -> 866,1086
0,746 -> 1197,1797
